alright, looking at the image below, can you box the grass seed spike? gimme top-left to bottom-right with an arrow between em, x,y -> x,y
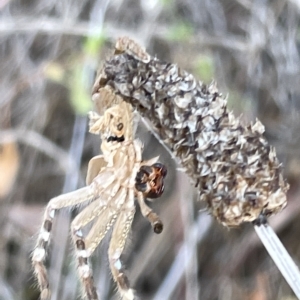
32,45 -> 167,300
100,36 -> 289,227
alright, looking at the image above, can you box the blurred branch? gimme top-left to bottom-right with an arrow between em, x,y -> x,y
0,129 -> 80,175
49,115 -> 86,300
0,19 -> 249,52
288,0 -> 300,10
7,204 -> 44,235
178,173 -> 199,300
153,213 -> 212,300
0,278 -> 15,300
130,196 -> 177,284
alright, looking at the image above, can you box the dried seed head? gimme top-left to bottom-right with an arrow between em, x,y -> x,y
115,36 -> 151,63
95,37 -> 289,227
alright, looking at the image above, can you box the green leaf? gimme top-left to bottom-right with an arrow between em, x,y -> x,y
167,21 -> 193,42
83,34 -> 107,57
159,0 -> 172,6
69,66 -> 92,115
195,55 -> 214,83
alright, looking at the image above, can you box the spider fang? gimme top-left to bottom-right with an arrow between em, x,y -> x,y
117,123 -> 124,130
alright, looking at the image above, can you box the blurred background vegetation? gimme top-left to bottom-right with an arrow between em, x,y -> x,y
0,0 -> 300,299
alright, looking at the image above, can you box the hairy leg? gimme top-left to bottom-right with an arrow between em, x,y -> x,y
72,187 -> 128,300
108,190 -> 136,300
32,186 -> 94,300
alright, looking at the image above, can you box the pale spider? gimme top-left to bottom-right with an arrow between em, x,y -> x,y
32,79 -> 167,299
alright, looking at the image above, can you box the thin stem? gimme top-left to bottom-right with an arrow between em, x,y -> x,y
254,222 -> 300,298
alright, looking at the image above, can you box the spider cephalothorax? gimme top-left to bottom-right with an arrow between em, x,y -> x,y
32,51 -> 167,299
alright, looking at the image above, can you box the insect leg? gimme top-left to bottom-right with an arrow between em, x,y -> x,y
136,192 -> 163,234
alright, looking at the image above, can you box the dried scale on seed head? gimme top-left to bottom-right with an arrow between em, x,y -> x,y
96,37 -> 289,227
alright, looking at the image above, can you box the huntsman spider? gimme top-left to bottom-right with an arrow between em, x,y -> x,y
32,52 -> 167,299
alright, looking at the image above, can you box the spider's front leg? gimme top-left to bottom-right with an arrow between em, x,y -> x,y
32,186 -> 94,300
108,190 -> 136,300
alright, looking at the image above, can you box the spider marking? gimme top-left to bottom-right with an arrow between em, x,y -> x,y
32,83 -> 167,299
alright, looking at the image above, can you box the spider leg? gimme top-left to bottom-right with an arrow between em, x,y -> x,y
108,190 -> 136,300
72,211 -> 119,300
32,186 -> 94,300
136,192 -> 163,234
71,186 -> 127,300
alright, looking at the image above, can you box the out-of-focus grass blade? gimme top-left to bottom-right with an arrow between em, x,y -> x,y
254,223 -> 300,298
153,213 -> 212,300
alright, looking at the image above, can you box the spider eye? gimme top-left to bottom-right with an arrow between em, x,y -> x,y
117,123 -> 123,131
139,165 -> 152,176
135,181 -> 148,193
152,163 -> 167,177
